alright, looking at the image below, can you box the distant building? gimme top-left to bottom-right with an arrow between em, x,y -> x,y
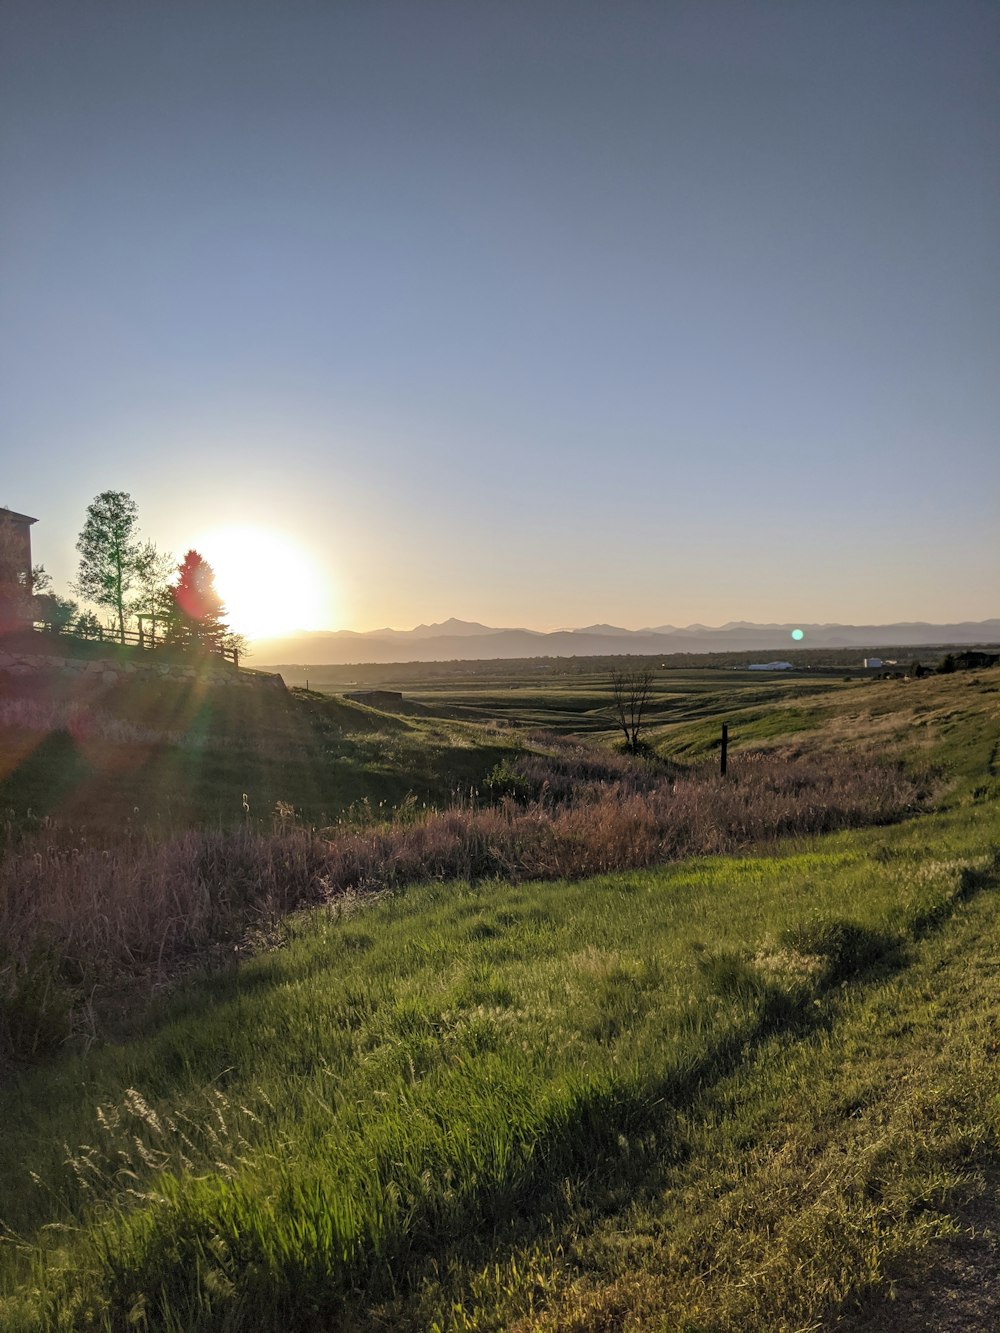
0,507 -> 38,634
864,658 -> 883,669
747,661 -> 793,671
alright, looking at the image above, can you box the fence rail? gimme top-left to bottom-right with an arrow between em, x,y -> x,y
29,622 -> 240,667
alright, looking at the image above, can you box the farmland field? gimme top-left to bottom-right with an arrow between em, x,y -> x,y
1,656 -> 998,1330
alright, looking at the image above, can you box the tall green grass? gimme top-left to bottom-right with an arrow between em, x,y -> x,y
0,794 -> 995,1329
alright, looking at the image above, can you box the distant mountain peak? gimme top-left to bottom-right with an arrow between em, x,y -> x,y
409,618 -> 503,638
252,617 -> 1000,667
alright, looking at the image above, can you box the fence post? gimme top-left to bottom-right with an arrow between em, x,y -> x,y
720,722 -> 728,777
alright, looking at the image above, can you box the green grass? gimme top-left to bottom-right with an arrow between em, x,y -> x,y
1,665 -> 998,1328
0,789 -> 996,1329
0,674 -> 520,832
351,667 -> 859,737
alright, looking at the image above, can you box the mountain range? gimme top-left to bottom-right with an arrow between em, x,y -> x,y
252,618 -> 1000,666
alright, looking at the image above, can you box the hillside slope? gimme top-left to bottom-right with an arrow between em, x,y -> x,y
0,670 -> 997,1328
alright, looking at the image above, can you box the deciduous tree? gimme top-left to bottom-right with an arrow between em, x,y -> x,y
74,491 -> 143,644
74,610 -> 103,640
220,630 -> 250,666
610,667 -> 655,754
34,591 -> 78,633
129,541 -> 175,644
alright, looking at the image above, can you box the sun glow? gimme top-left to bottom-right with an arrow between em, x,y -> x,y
194,526 -> 330,640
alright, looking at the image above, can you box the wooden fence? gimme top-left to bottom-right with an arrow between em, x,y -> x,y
31,622 -> 240,667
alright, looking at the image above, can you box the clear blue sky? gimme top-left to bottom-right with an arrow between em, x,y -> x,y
1,0 -> 997,633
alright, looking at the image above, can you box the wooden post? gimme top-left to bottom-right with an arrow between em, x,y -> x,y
720,721 -> 728,777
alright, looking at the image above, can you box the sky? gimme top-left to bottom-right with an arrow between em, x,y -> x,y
1,0 -> 997,637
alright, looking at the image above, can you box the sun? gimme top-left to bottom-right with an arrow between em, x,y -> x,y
193,526 -> 330,640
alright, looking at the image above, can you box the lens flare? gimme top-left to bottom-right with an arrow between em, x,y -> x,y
791,628 -> 804,641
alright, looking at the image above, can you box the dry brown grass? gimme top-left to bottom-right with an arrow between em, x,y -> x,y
0,743 -> 925,1061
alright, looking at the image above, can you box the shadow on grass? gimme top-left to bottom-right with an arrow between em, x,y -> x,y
910,853 -> 1000,938
88,924 -> 930,1330
0,728 -> 91,819
22,858 -> 1000,1331
343,901 -> 994,1327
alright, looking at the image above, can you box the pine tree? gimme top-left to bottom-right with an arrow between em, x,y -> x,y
162,550 -> 228,653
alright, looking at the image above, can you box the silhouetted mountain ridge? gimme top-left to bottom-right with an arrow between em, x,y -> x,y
253,619 -> 1000,666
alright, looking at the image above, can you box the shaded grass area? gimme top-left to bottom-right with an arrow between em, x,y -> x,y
0,794 -> 996,1329
505,862 -> 1000,1333
0,673 -> 517,833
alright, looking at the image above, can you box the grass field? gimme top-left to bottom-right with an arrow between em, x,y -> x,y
0,670 -> 519,832
295,661 -> 865,736
0,658 -> 998,1329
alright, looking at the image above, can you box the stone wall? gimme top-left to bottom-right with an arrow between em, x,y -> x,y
0,648 -> 286,691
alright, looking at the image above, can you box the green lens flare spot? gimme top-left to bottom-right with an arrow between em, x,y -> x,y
791,629 -> 804,641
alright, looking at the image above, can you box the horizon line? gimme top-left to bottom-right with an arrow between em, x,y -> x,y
247,614 -> 1000,643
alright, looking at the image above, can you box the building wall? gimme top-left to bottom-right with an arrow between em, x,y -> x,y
0,518 -> 34,633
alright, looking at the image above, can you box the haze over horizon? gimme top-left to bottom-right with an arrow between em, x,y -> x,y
253,612 -> 1000,641
247,614 -> 1000,669
2,1 -> 997,636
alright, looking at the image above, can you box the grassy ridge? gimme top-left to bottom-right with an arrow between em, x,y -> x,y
0,794 -> 996,1328
0,668 -> 997,1327
0,673 -> 518,831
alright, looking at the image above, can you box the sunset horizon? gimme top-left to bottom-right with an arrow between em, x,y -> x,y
3,1 -> 996,640
2,4 -> 999,1324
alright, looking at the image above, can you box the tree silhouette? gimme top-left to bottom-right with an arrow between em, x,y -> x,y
74,610 -> 103,640
34,590 -> 78,633
129,541 -> 175,644
610,667 -> 655,754
74,491 -> 143,644
162,550 -> 228,653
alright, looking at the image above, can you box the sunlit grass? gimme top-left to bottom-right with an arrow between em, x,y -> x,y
0,667 -> 997,1328
0,791 -> 996,1328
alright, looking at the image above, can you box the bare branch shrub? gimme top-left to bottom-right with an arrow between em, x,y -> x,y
610,668 -> 655,753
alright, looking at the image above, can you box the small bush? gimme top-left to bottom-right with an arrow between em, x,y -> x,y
780,919 -> 905,982
694,948 -> 768,1003
482,758 -> 537,805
